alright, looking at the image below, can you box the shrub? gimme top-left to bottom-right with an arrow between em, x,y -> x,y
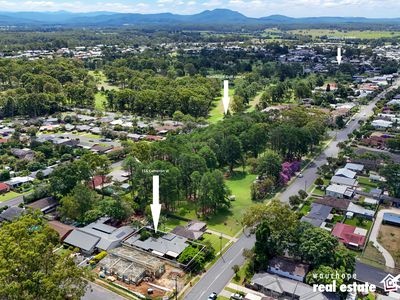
94,251 -> 107,262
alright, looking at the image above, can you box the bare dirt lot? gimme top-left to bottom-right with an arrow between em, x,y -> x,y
378,224 -> 400,268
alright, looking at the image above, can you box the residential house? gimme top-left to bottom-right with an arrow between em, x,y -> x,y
250,272 -> 328,300
64,217 -> 135,255
301,203 -> 332,227
26,197 -> 58,214
371,120 -> 393,130
10,148 -> 35,161
170,221 -> 207,240
344,163 -> 364,174
360,135 -> 387,148
48,220 -> 75,241
330,176 -> 358,187
4,176 -> 34,189
29,167 -> 54,179
0,182 -> 10,194
331,223 -> 367,249
326,184 -> 354,199
382,213 -> 400,227
347,202 -> 375,219
0,207 -> 24,222
75,125 -> 91,132
124,231 -> 189,259
316,196 -> 349,209
91,145 -> 113,154
267,257 -> 310,282
335,168 -> 356,179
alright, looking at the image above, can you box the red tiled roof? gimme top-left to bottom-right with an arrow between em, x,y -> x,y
0,182 -> 9,191
0,138 -> 8,143
332,223 -> 366,247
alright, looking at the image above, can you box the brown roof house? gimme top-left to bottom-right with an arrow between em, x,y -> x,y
48,220 -> 75,241
267,257 -> 310,282
170,220 -> 207,240
27,197 -> 58,214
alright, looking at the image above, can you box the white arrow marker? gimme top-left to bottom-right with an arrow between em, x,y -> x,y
222,80 -> 230,114
336,47 -> 342,65
150,175 -> 161,233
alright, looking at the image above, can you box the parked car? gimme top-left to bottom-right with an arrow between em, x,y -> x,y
208,292 -> 217,300
231,293 -> 243,300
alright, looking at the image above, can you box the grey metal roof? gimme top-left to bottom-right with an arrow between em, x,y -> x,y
64,230 -> 100,252
347,203 -> 374,217
251,272 -> 328,300
308,203 -> 332,220
126,233 -> 188,257
335,168 -> 356,179
345,163 -> 364,172
330,176 -> 357,187
0,207 -> 24,222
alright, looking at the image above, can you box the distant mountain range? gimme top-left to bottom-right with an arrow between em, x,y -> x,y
1,9 -> 400,27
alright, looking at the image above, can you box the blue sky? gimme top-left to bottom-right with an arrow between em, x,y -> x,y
0,0 -> 399,18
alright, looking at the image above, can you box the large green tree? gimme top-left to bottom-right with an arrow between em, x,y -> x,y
0,214 -> 88,300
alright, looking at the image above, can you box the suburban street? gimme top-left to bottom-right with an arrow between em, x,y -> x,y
279,80 -> 400,203
183,232 -> 255,300
183,81 -> 400,300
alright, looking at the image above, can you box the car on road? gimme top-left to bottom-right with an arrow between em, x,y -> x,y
298,172 -> 303,178
208,292 -> 217,300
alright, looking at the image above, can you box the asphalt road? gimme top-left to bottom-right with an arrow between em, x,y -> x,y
183,81 -> 400,300
0,194 -> 25,208
183,232 -> 255,300
82,282 -> 127,300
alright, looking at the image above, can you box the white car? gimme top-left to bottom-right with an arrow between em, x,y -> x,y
298,172 -> 303,178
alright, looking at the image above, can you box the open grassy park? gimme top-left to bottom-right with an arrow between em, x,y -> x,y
208,88 -> 234,124
289,29 -> 400,39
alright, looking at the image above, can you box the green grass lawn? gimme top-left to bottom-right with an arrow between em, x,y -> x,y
231,260 -> 252,285
208,88 -> 234,124
89,70 -> 119,91
358,176 -> 378,187
344,217 -> 373,230
207,170 -> 257,236
81,133 -> 102,139
246,91 -> 262,113
173,169 -> 257,236
95,92 -> 107,111
299,202 -> 311,214
312,186 -> 325,196
201,232 -> 229,252
0,191 -> 23,202
162,217 -> 188,232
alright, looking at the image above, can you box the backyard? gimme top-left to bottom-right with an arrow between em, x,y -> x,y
166,169 -> 257,237
378,224 -> 400,268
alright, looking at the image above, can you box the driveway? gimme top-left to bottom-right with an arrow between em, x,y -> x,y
369,208 -> 400,268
